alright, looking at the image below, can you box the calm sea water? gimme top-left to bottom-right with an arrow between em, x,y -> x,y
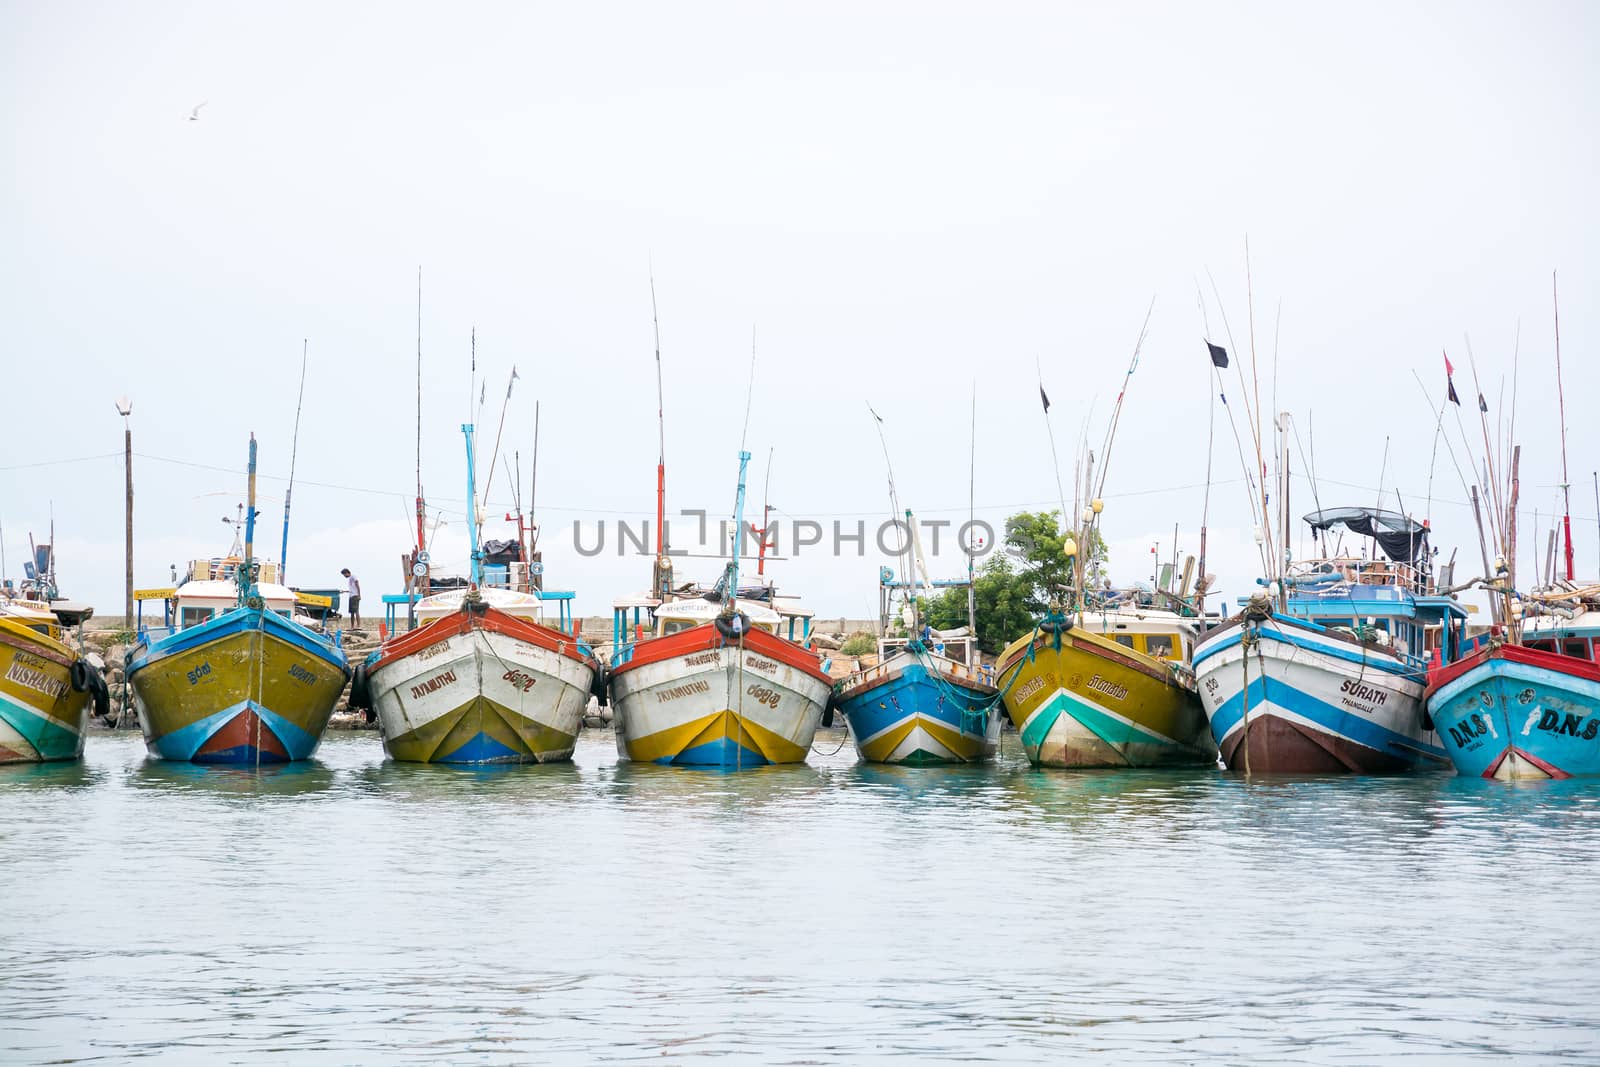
3,729 -> 1599,1064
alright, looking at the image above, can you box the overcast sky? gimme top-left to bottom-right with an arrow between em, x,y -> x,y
3,1 -> 1596,628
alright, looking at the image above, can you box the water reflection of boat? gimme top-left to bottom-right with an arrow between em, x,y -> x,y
128,756 -> 337,797
346,758 -> 584,802
0,757 -> 100,791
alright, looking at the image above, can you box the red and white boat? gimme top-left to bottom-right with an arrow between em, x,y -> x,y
608,595 -> 830,767
357,587 -> 598,764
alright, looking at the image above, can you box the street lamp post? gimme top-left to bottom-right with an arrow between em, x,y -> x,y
116,397 -> 132,625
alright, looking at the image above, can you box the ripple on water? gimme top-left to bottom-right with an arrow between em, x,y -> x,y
2,730 -> 1599,1063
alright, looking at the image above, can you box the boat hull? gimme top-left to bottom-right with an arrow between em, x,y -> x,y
1427,643 -> 1600,780
996,626 -> 1214,768
128,607 -> 348,764
836,652 -> 1000,765
1194,615 -> 1442,774
0,618 -> 90,763
609,623 -> 830,767
368,607 -> 595,764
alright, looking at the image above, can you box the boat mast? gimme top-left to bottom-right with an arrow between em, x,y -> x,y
463,419 -> 482,589
529,399 -> 540,589
464,330 -> 483,589
967,385 -> 977,636
725,450 -> 752,610
756,448 -> 774,577
240,433 -> 258,606
1553,272 -> 1574,581
1276,412 -> 1290,610
279,339 -> 308,584
650,273 -> 670,602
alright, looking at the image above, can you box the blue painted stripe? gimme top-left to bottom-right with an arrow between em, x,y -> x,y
1429,656 -> 1600,778
148,699 -> 320,762
663,736 -> 770,767
438,731 -> 524,764
1211,674 -> 1444,761
131,607 -> 345,675
1195,621 -> 1419,680
837,663 -> 994,742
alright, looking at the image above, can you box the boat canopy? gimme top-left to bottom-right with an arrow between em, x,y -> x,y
1303,507 -> 1428,564
654,597 -> 782,628
415,586 -> 546,623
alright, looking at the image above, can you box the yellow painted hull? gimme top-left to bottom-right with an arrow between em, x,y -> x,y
129,611 -> 347,763
0,617 -> 90,763
998,626 -> 1215,768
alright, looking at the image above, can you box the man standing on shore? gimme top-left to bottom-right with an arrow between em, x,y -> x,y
341,568 -> 361,629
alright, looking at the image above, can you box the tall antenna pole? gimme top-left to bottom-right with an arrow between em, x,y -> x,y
483,365 -> 518,502
650,272 -> 670,601
530,400 -> 541,575
756,448 -> 774,577
1554,271 -> 1574,581
416,267 -> 425,559
279,339 -> 308,583
967,384 -> 977,637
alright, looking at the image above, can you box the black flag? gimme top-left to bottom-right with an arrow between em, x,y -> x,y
1478,393 -> 1488,413
1039,385 -> 1050,413
1447,379 -> 1460,406
1207,342 -> 1229,368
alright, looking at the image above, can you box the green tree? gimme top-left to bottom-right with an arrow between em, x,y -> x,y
922,510 -> 1111,652
1002,510 -> 1108,611
924,553 -> 1035,654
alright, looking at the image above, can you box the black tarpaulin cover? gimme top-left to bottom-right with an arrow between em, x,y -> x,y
1303,507 -> 1428,563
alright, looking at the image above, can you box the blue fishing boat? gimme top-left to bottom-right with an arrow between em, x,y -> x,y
1194,506 -> 1467,773
127,435 -> 349,764
835,624 -> 1000,765
1427,590 -> 1600,779
834,513 -> 1001,765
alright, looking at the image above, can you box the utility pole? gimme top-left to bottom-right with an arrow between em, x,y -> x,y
116,397 -> 133,624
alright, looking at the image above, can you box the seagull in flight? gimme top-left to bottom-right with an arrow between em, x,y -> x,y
188,101 -> 207,121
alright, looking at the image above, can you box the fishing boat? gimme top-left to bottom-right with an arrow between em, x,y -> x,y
609,580 -> 832,767
1425,457 -> 1600,779
997,320 -> 1214,768
351,419 -> 599,764
127,435 -> 349,763
836,621 -> 1000,765
1425,282 -> 1600,780
998,596 -> 1214,768
0,597 -> 105,763
1427,593 -> 1600,779
1194,506 -> 1465,773
606,301 -> 829,768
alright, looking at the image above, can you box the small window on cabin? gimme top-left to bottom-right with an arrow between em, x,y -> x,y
181,607 -> 215,628
1526,640 -> 1557,654
1144,635 -> 1175,660
660,620 -> 695,636
1563,640 -> 1591,661
1113,635 -> 1135,649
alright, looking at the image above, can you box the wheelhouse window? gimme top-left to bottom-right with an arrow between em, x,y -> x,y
1562,639 -> 1592,661
181,607 -> 216,628
1112,635 -> 1135,649
1143,634 -> 1175,660
1525,640 -> 1558,654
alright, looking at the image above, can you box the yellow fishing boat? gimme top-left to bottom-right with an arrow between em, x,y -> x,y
0,600 -> 104,763
997,606 -> 1215,768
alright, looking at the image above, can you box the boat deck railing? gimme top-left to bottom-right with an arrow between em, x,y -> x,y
848,642 -> 997,689
1286,556 -> 1426,594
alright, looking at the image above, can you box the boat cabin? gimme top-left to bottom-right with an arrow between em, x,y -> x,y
0,597 -> 62,641
134,557 -> 296,636
609,588 -> 814,668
